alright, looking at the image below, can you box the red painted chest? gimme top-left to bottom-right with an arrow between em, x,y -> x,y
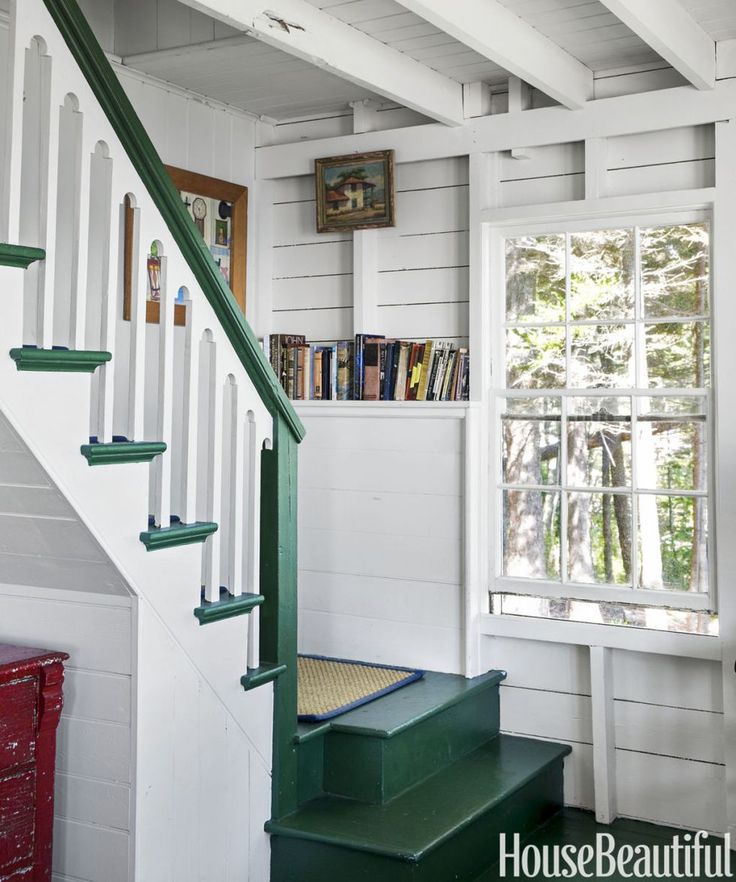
0,644 -> 68,882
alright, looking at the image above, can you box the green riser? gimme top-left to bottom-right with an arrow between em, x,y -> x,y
271,760 -> 564,882
323,684 -> 501,804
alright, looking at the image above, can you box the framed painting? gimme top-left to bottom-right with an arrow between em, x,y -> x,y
315,150 -> 395,233
123,166 -> 248,326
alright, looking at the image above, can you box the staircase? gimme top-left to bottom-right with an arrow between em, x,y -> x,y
0,0 -> 303,844
269,670 -> 571,881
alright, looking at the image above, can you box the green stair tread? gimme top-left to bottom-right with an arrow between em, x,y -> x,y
194,591 -> 264,625
81,441 -> 166,465
268,734 -> 570,861
0,244 -> 46,268
9,347 -> 112,372
139,520 -> 217,550
242,662 -> 287,691
313,670 -> 506,740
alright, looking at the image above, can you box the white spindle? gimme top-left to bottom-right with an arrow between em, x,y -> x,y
37,82 -> 63,350
70,136 -> 93,351
95,176 -> 121,444
127,210 -> 148,442
2,6 -> 29,243
153,252 -> 174,527
245,422 -> 267,597
247,608 -> 260,671
87,144 -> 113,441
181,298 -> 200,525
227,381 -> 245,597
202,345 -> 223,603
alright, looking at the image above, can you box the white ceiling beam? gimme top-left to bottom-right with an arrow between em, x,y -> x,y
598,0 -> 715,90
170,0 -> 464,126
393,0 -> 593,110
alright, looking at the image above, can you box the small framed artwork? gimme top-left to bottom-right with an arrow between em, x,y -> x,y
123,166 -> 248,326
315,150 -> 395,233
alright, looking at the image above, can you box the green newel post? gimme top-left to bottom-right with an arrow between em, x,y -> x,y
260,413 -> 300,819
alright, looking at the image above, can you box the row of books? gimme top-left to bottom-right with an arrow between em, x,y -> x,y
266,334 -> 470,401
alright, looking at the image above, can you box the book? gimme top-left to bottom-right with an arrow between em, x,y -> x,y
268,332 -> 469,402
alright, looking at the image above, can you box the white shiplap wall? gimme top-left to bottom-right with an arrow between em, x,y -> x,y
261,106 -> 724,832
0,408 -> 135,881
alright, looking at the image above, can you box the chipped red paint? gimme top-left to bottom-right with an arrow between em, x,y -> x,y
0,644 -> 68,882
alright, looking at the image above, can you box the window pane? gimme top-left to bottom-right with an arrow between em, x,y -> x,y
645,321 -> 710,387
637,398 -> 707,491
502,398 -> 561,486
506,327 -> 565,389
492,594 -> 717,635
503,490 -> 560,580
570,229 -> 635,320
567,492 -> 632,585
641,223 -> 709,319
506,235 -> 565,323
567,397 -> 631,488
637,496 -> 708,592
570,324 -> 635,388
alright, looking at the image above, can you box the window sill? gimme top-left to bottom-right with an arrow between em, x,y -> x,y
480,612 -> 720,660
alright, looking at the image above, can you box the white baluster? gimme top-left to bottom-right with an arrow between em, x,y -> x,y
152,249 -> 173,529
2,3 -> 30,243
127,209 -> 148,442
227,381 -> 245,597
70,134 -> 94,352
85,143 -> 113,441
247,607 -> 260,672
201,341 -> 223,603
181,297 -> 200,525
37,82 -> 64,350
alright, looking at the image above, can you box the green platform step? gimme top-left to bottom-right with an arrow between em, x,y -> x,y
10,346 -> 111,373
0,243 -> 46,268
297,670 -> 506,805
269,734 -> 570,882
81,440 -> 166,465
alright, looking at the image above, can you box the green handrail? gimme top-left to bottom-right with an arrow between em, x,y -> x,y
42,0 -> 305,443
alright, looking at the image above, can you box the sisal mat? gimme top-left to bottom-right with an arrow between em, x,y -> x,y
297,655 -> 424,722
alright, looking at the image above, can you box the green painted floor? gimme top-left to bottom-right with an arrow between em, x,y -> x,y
474,808 -> 734,881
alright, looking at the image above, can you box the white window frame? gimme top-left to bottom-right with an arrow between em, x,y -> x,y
487,206 -> 716,617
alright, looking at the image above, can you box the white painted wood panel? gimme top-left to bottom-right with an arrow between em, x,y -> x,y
616,750 -> 726,832
274,274 -> 353,310
379,231 -> 469,272
53,818 -> 130,882
272,305 -> 354,340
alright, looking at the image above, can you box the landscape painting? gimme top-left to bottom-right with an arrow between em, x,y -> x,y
315,150 -> 395,233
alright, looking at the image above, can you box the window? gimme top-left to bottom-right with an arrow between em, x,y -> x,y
491,220 -> 715,634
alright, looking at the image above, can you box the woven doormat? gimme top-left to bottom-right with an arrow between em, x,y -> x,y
297,655 -> 424,722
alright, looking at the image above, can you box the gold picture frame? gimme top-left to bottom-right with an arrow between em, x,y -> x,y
315,150 -> 395,234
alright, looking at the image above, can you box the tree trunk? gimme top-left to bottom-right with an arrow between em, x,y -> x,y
504,420 -> 547,577
567,423 -> 594,582
690,256 -> 708,593
610,437 -> 632,581
601,430 -> 614,583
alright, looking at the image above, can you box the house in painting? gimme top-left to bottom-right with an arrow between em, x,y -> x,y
0,0 -> 734,881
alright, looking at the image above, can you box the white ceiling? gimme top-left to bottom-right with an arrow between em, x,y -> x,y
116,0 -> 736,122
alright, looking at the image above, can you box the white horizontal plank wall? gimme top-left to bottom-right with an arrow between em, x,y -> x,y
297,410 -> 465,673
483,637 -> 725,832
0,408 -> 135,880
0,585 -> 135,882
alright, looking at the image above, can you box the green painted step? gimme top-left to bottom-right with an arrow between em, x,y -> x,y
0,244 -> 46,268
9,347 -> 111,373
269,734 -> 571,882
471,808 -> 736,881
298,670 -> 506,805
242,662 -> 287,691
81,441 -> 166,465
194,589 -> 264,625
139,520 -> 217,551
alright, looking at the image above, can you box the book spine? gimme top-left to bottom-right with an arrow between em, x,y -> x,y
363,341 -> 381,401
416,340 -> 434,401
313,350 -> 323,400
